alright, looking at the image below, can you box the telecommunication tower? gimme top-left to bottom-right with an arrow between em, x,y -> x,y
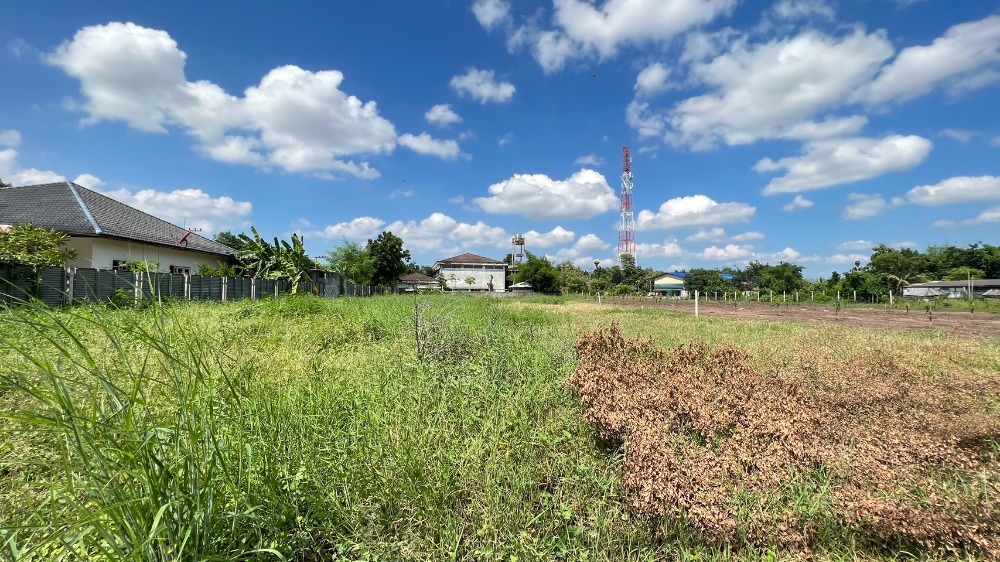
617,146 -> 635,259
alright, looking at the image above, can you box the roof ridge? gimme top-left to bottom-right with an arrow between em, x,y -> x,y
65,182 -> 103,235
71,183 -> 231,254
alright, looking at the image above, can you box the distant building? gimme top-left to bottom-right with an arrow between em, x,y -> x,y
0,182 -> 233,273
397,272 -> 439,293
432,253 -> 506,292
652,272 -> 687,297
903,279 -> 1000,299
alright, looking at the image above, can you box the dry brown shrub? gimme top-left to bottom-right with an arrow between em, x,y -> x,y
569,324 -> 1000,556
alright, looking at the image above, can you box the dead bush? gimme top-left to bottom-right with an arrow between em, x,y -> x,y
569,324 -> 1000,556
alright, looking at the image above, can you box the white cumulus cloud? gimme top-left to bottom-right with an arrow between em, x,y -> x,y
574,153 -> 605,166
507,0 -> 736,73
934,207 -> 1000,228
636,195 -> 756,230
99,187 -> 253,234
47,22 -> 404,179
450,68 -> 515,103
782,195 -> 815,211
523,226 -> 576,248
472,0 -> 511,31
860,16 -> 1000,105
634,62 -> 671,97
425,104 -> 462,126
756,135 -> 932,194
474,169 -> 619,220
904,176 -> 1000,206
294,217 -> 387,241
398,133 -> 461,159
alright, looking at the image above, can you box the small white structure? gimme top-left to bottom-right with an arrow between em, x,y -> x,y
904,279 -> 1000,300
0,182 -> 233,272
433,253 -> 506,292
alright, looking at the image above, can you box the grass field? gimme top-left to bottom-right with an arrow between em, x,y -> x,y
1,295 -> 998,561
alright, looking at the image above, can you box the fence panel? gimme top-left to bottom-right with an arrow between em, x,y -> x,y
38,267 -> 67,307
2,264 -> 364,307
0,264 -> 36,305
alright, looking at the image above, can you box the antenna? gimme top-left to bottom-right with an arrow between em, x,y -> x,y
617,146 -> 635,260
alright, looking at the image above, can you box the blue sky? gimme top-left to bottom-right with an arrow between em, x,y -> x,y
1,0 -> 998,278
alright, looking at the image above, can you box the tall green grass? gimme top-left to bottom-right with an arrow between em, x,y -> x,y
1,296 -> 997,561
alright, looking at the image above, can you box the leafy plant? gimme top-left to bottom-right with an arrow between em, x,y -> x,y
0,223 -> 77,271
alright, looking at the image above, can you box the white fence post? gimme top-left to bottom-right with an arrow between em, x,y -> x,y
695,290 -> 699,317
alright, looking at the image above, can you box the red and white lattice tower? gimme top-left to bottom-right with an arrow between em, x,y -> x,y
617,146 -> 636,259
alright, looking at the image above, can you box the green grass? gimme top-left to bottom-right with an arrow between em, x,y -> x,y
1,295 -> 998,561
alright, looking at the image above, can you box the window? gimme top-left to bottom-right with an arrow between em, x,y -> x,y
170,265 -> 191,275
112,260 -> 128,271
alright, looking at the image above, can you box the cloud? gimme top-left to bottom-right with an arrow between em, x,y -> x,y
47,22 -> 401,179
837,240 -> 874,251
0,130 -> 22,148
523,226 -> 576,248
574,153 -> 605,166
756,135 -> 932,194
448,195 -> 464,204
388,189 -> 414,199
398,133 -> 461,159
547,234 -> 615,267
472,0 -> 511,31
634,62 -> 671,97
940,129 -> 977,143
771,0 -> 835,21
425,104 -> 463,126
498,132 -> 514,146
506,0 -> 736,73
698,244 -> 753,261
665,27 -> 891,149
294,216 -> 386,241
449,68 -> 515,103
636,195 -> 755,230
992,136 -> 1000,147
860,16 -> 1000,105
73,174 -> 103,188
934,206 -> 1000,228
904,176 -> 1000,206
386,212 -> 509,253
99,187 -> 252,233
6,38 -> 34,59
684,228 -> 764,243
474,169 -> 619,220
843,193 -> 899,220
0,134 -> 96,187
635,239 -> 685,258
782,194 -> 814,211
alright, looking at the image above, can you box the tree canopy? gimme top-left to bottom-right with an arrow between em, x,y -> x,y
366,231 -> 411,287
325,239 -> 374,285
515,252 -> 558,292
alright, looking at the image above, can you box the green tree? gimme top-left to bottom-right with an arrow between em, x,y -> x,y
325,238 -> 374,285
0,224 -> 78,271
0,178 -> 11,188
234,227 -> 316,293
515,252 -> 558,292
366,231 -> 411,287
556,261 -> 589,293
684,268 -> 735,295
213,231 -> 247,251
465,276 -> 476,291
945,266 -> 985,281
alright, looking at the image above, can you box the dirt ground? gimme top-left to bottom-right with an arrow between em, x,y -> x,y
606,298 -> 1000,340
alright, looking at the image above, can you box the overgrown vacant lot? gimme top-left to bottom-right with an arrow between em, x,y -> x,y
1,296 -> 998,561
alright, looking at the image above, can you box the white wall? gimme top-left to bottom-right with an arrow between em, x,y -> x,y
439,265 -> 506,291
67,237 -> 225,271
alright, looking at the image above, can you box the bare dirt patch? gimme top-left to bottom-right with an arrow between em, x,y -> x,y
606,298 -> 1000,339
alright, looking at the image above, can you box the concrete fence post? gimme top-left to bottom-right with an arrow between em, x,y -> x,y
222,277 -> 228,302
695,290 -> 699,317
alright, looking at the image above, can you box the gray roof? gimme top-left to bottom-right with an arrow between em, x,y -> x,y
434,252 -> 504,266
908,279 -> 1000,289
0,182 -> 233,257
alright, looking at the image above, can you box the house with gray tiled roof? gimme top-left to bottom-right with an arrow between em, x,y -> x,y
432,252 -> 506,292
0,182 -> 234,273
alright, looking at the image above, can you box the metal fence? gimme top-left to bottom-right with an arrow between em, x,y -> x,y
0,264 -> 378,307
